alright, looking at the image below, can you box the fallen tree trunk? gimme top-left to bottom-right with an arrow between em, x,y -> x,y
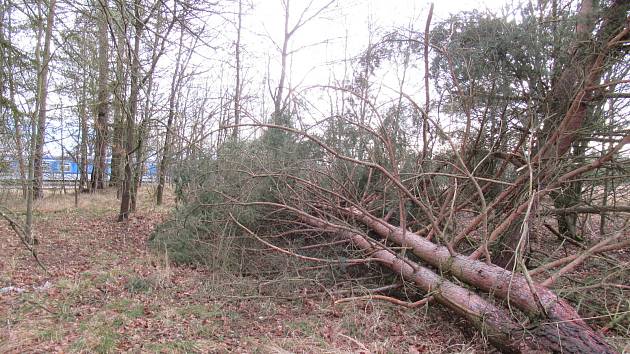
300,213 -> 617,353
347,208 -> 618,353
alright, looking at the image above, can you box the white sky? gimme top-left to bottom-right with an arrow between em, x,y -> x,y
228,0 -> 511,135
245,0 -> 510,92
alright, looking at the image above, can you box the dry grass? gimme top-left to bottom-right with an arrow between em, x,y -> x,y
0,188 -> 484,353
2,183 -> 175,215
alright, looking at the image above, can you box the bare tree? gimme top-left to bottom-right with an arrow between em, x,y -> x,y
272,0 -> 335,121
32,0 -> 56,200
232,0 -> 243,140
92,0 -> 110,190
0,0 -> 27,197
118,0 -> 177,221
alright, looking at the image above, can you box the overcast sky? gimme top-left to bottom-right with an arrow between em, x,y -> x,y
47,0 -> 514,158
245,0 -> 510,85
210,0 -> 510,135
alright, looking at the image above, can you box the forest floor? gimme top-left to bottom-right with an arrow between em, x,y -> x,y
0,188 -> 484,353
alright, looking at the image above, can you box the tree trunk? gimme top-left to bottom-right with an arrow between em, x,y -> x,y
490,0 -> 628,268
130,120 -> 146,212
110,26 -> 126,189
274,0 -> 289,121
59,106 -> 66,194
157,25 -> 185,205
118,0 -> 142,221
92,0 -> 109,191
79,64 -> 89,193
1,5 -> 27,198
349,207 -> 613,349
301,213 -> 616,353
32,0 -> 56,200
11,101 -> 27,199
118,1 -> 174,218
232,0 -> 242,140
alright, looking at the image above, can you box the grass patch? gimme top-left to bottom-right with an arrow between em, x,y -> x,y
72,314 -> 123,354
93,271 -> 116,286
37,327 -> 65,342
125,276 -> 155,294
126,304 -> 145,319
55,302 -> 76,322
56,277 -> 95,302
177,304 -> 222,321
106,298 -> 146,319
145,340 -> 199,353
107,298 -> 132,312
94,325 -> 119,354
286,320 -> 315,336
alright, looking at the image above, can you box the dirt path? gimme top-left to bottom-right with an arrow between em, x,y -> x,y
1,191 -> 482,353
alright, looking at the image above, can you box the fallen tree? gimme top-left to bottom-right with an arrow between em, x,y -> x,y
151,0 -> 629,351
218,194 -> 622,352
342,208 -> 619,353
298,212 -> 618,353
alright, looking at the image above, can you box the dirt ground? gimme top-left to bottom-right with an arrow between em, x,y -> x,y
1,189 -> 488,353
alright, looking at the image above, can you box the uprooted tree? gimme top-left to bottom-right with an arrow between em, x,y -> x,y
151,1 -> 629,352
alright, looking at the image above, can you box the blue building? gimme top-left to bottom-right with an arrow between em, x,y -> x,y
1,156 -> 157,182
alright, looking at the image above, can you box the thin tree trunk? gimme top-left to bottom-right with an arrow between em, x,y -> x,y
11,95 -> 27,198
79,64 -> 89,193
60,106 -> 66,194
2,4 -> 27,198
32,0 -> 56,200
130,6 -> 163,212
274,0 -> 289,121
157,26 -> 184,205
119,1 -> 175,218
421,3 -> 433,160
92,0 -> 110,190
110,26 -> 126,189
232,0 -> 242,140
25,0 -> 47,243
118,0 -> 142,221
130,119 -> 146,212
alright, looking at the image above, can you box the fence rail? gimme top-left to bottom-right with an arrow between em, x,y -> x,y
0,177 -> 158,190
0,179 -> 80,190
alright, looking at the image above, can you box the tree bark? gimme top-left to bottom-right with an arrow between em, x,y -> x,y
421,3 -> 433,160
1,4 -> 27,198
301,213 -> 617,353
232,0 -> 242,141
157,25 -> 185,205
348,207 -> 615,351
110,24 -> 126,189
131,118 -> 147,212
274,0 -> 289,121
79,60 -> 89,193
118,0 -> 176,219
118,0 -> 142,221
92,0 -> 110,190
32,0 -> 56,200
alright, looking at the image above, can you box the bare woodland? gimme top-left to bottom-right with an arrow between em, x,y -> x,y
1,0 -> 629,352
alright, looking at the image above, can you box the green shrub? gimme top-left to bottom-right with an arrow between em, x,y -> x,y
150,138 -> 308,271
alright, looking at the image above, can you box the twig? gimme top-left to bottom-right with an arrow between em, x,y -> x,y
335,294 -> 433,309
229,212 -> 374,265
541,231 -> 624,287
337,333 -> 369,352
0,207 -> 50,275
530,239 -> 630,276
